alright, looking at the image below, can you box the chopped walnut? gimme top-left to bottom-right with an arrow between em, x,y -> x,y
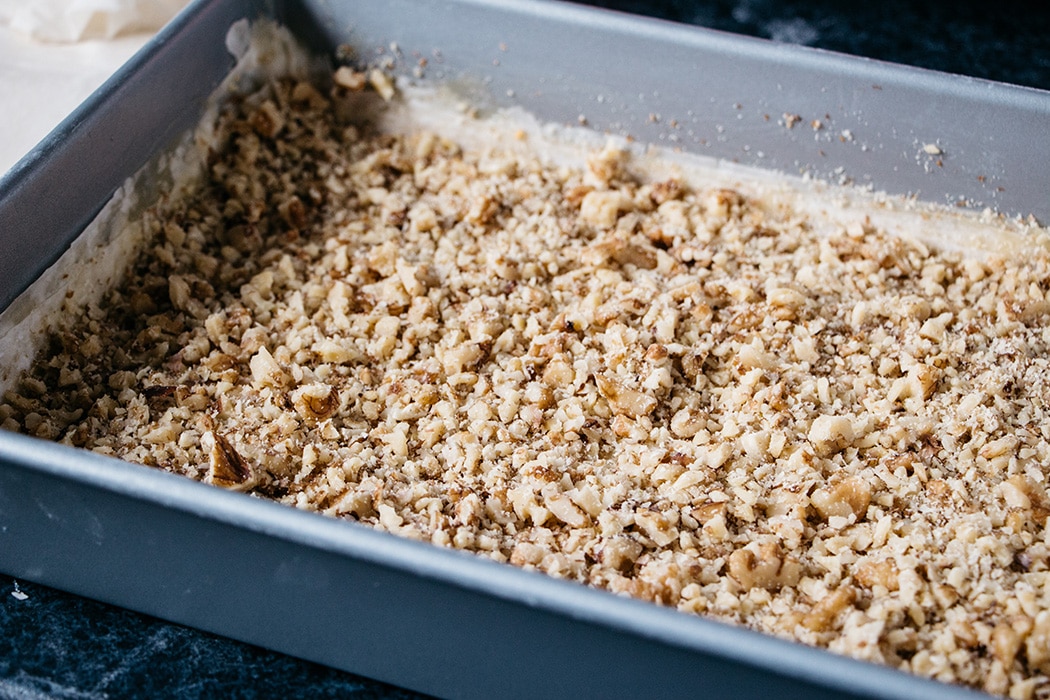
803,586 -> 856,631
808,415 -> 855,455
579,191 -> 624,228
205,431 -> 256,491
333,66 -> 367,91
727,542 -> 801,591
811,476 -> 871,521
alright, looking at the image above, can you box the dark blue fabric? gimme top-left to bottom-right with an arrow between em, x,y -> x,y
581,0 -> 1050,90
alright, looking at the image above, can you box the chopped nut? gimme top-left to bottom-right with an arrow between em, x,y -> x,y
249,347 -> 288,388
704,188 -> 744,219
693,502 -> 726,525
811,476 -> 871,520
440,341 -> 488,376
333,66 -> 367,90
168,275 -> 191,311
1001,477 -> 1032,510
1026,612 -> 1050,674
803,586 -> 856,631
586,143 -> 626,184
905,363 -> 940,400
368,68 -> 396,101
634,509 -> 678,546
808,415 -> 855,455
205,431 -> 256,491
670,408 -> 704,438
766,286 -> 806,311
250,100 -> 285,139
542,358 -> 575,388
597,536 -> 643,573
291,383 -> 338,421
649,179 -> 683,204
579,191 -> 624,228
727,542 -> 800,591
595,374 -> 657,417
991,620 -> 1029,669
980,436 -> 1018,460
854,558 -> 899,591
546,492 -> 588,527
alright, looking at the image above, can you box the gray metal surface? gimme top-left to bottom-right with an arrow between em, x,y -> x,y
292,0 -> 1050,222
2,0 -> 1047,697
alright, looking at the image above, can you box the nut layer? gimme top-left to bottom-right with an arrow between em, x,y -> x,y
4,73 -> 1050,697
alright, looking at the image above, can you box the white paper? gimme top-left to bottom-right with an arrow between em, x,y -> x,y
0,0 -> 188,42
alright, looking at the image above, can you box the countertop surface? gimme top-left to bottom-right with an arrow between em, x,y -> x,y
1,1 -> 1048,698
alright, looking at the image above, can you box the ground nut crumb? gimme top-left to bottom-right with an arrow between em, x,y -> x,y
5,65 -> 1050,698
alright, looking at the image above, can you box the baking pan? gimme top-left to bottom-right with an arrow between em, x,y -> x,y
1,0 -> 1047,697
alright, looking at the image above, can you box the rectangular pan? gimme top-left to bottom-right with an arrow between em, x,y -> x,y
2,0 -> 1046,697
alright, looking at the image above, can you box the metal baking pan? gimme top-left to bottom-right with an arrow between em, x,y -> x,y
2,0 -> 1046,697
